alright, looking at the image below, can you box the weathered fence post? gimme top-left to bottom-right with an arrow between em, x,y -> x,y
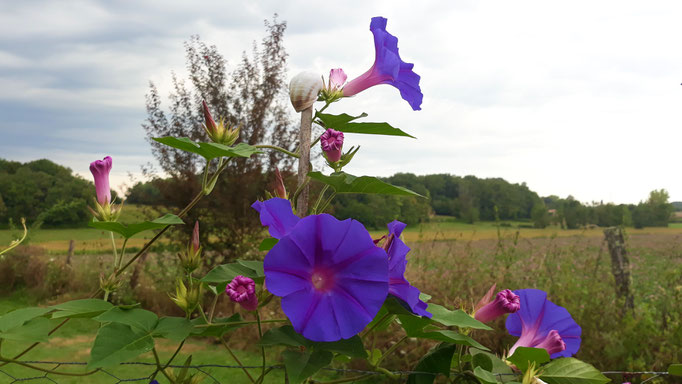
66,239 -> 75,266
603,227 -> 635,313
296,106 -> 312,217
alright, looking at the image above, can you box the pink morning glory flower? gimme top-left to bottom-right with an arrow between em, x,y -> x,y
320,128 -> 344,163
506,289 -> 582,358
343,17 -> 423,111
383,220 -> 431,317
474,289 -> 520,323
328,68 -> 347,90
253,198 -> 389,341
226,275 -> 259,311
89,156 -> 112,205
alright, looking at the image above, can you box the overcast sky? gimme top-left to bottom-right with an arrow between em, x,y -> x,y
1,0 -> 681,204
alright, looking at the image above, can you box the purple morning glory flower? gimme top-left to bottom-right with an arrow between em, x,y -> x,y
258,200 -> 389,342
251,198 -> 300,239
226,275 -> 259,311
343,17 -> 423,111
89,156 -> 112,205
383,220 -> 431,318
474,289 -> 520,323
505,289 -> 581,358
321,128 -> 344,163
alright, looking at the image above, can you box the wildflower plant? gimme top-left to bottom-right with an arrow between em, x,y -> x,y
0,15 -> 628,384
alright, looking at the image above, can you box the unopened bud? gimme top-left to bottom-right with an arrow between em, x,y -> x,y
274,169 -> 287,199
321,128 -> 344,163
169,279 -> 203,315
201,100 -> 240,146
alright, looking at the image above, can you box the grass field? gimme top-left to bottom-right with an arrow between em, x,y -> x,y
3,214 -> 682,254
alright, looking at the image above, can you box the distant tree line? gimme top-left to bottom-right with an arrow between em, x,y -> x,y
0,158 -> 108,228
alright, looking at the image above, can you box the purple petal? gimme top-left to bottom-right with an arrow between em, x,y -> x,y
251,198 -> 300,239
505,289 -> 581,357
264,236 -> 312,297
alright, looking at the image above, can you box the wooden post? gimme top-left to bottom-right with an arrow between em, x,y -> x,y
66,240 -> 75,266
603,227 -> 634,313
296,106 -> 313,217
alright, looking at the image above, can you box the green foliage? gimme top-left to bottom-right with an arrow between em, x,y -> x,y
88,322 -> 155,369
88,213 -> 184,239
152,137 -> 262,161
0,158 -> 95,227
51,299 -> 114,319
507,347 -> 550,372
282,349 -> 334,384
633,189 -> 674,228
316,112 -> 415,138
407,343 -> 457,384
125,181 -> 161,205
539,358 -> 610,384
308,171 -> 424,197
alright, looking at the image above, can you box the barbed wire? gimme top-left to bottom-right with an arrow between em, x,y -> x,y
0,360 -> 674,384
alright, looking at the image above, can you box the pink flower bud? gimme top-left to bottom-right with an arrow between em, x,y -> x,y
202,100 -> 217,134
192,221 -> 200,252
328,68 -> 347,90
274,169 -> 287,199
474,289 -> 520,323
226,275 -> 258,311
89,156 -> 112,205
320,129 -> 344,163
534,330 -> 567,355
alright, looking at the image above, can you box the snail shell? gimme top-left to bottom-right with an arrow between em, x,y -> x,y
289,72 -> 323,112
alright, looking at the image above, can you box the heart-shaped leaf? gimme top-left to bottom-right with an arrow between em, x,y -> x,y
89,214 -> 184,239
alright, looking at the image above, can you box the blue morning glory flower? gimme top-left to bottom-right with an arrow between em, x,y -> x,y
505,289 -> 582,358
343,17 -> 423,111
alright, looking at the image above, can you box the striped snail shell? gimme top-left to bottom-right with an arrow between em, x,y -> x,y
289,71 -> 323,112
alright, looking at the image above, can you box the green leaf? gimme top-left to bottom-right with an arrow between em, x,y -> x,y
407,343 -> 457,384
317,113 -> 415,138
308,171 -> 425,197
153,137 -> 262,161
368,349 -> 382,366
474,366 -> 500,384
397,314 -> 434,335
88,323 -> 154,369
0,307 -> 51,332
507,347 -> 550,373
89,214 -> 184,239
190,313 -> 245,337
540,358 -> 610,384
259,238 -> 278,251
259,325 -> 309,347
472,353 -> 494,371
0,317 -> 51,342
51,299 -> 114,319
201,261 -> 265,286
282,349 -> 333,384
669,364 -> 682,376
94,308 -> 158,332
428,304 -> 492,330
154,317 -> 193,342
471,348 -> 515,381
413,329 -> 489,350
365,306 -> 395,333
315,335 -> 367,358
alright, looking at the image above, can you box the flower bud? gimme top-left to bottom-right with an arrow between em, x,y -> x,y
90,156 -> 112,205
321,129 -> 344,163
534,330 -> 566,356
201,100 -> 240,146
320,68 -> 347,103
169,279 -> 203,315
179,221 -> 202,273
99,273 -> 121,294
474,289 -> 520,323
273,169 -> 287,199
225,275 -> 258,311
289,72 -> 323,112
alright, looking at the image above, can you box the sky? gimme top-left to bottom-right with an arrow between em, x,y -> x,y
1,0 -> 681,204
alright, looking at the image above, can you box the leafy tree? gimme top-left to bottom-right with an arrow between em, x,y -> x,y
142,17 -> 295,261
125,181 -> 161,205
531,202 -> 550,228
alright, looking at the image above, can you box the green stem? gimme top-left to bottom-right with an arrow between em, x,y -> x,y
255,145 -> 300,158
362,313 -> 390,337
202,160 -> 211,190
256,311 -> 266,380
208,293 -> 220,322
292,177 -> 311,212
312,185 -> 330,214
0,356 -> 100,376
195,319 -> 287,327
375,336 -> 407,366
316,373 -> 374,384
318,191 -> 337,213
153,347 -> 176,384
255,365 -> 280,384
109,232 -> 118,268
117,238 -> 128,270
0,318 -> 70,368
220,338 -> 256,383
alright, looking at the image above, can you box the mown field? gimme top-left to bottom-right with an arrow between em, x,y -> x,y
1,219 -> 681,383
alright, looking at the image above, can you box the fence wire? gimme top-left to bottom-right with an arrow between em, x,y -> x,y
0,360 -> 675,384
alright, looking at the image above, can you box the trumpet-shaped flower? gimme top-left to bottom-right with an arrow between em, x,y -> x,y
383,220 -> 431,317
343,17 -> 423,111
251,198 -> 300,239
89,156 -> 112,205
505,289 -> 581,358
254,199 -> 389,341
